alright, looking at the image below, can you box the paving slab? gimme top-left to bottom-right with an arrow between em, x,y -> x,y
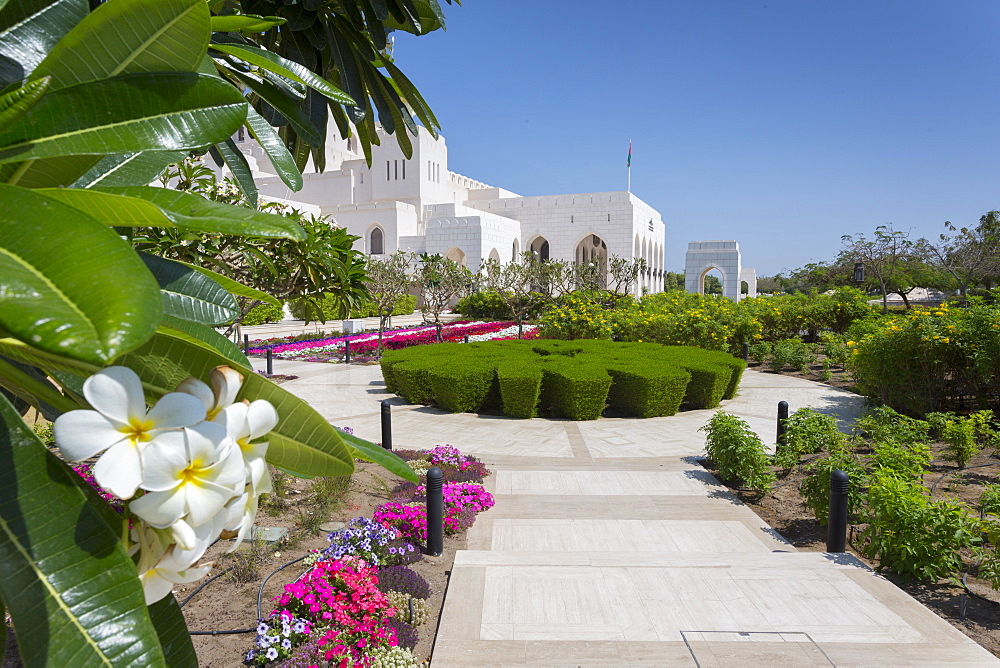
256,357 -> 999,666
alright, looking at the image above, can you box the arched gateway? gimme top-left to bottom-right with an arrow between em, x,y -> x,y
684,241 -> 757,302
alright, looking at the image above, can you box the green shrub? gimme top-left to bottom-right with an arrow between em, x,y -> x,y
869,440 -> 931,482
393,361 -> 436,405
747,341 -> 772,364
454,291 -> 518,319
768,338 -> 815,372
699,411 -> 775,493
858,469 -> 980,581
774,408 -> 846,469
606,363 -> 690,418
242,301 -> 284,325
497,363 -> 543,418
380,339 -> 744,420
427,360 -> 497,413
799,443 -> 868,525
981,484 -> 1000,518
539,357 -> 612,420
854,405 -> 930,444
845,299 -> 1000,414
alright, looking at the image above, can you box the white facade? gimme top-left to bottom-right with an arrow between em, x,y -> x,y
229,124 -> 666,294
684,240 -> 757,302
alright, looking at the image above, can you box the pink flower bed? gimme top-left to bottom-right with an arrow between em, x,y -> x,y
249,321 -> 538,360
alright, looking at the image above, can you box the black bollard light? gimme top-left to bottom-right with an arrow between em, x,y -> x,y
380,399 -> 392,451
266,347 -> 273,375
827,469 -> 849,553
776,400 -> 789,446
436,323 -> 443,343
463,335 -> 469,344
344,340 -> 351,364
517,319 -> 523,340
244,334 -> 250,352
425,467 -> 444,556
741,341 -> 749,361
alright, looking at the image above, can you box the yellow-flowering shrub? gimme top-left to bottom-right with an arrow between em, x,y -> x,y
847,297 -> 1000,414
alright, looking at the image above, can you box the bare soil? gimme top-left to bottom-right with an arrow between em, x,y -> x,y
711,362 -> 1000,658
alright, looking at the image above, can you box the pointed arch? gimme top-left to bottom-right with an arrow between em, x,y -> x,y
368,225 -> 384,255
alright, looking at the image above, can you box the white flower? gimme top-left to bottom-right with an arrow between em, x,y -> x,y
53,366 -> 206,499
134,523 -> 213,605
130,421 -> 245,530
220,399 -> 277,493
177,366 -> 244,421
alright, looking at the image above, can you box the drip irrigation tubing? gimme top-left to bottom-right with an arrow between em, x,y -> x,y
257,554 -> 309,619
929,462 -> 995,495
183,552 -> 309,636
179,568 -> 232,609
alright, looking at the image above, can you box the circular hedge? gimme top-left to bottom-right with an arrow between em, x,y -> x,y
380,339 -> 746,420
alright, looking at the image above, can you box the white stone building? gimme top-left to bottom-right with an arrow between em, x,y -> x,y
230,124 -> 666,294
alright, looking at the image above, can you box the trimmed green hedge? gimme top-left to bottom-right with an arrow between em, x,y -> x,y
242,301 -> 284,325
380,339 -> 745,420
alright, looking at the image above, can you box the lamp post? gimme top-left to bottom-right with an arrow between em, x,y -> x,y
853,262 -> 865,285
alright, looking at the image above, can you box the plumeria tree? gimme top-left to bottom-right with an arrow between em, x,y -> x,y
481,254 -> 547,338
0,0 -> 435,664
366,252 -> 415,354
413,254 -> 472,338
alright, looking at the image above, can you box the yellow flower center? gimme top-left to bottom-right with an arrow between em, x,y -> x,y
121,418 -> 154,444
181,459 -> 206,485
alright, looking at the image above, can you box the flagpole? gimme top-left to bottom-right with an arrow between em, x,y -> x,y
627,139 -> 632,193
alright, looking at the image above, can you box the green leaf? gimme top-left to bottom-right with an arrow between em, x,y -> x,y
0,0 -> 88,85
160,315 -> 249,368
212,136 -> 258,208
139,253 -> 238,325
31,0 -> 209,91
115,332 -> 355,477
0,75 -> 49,127
35,186 -> 303,239
244,105 -> 302,191
210,13 -> 285,33
0,184 -> 161,365
93,186 -> 305,238
210,42 -> 354,104
72,151 -> 188,188
0,393 -> 167,666
175,261 -> 280,306
338,429 -> 417,483
229,69 -> 321,147
0,72 -> 246,166
147,596 -> 197,668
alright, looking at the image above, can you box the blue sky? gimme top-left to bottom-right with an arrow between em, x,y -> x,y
394,1 -> 999,276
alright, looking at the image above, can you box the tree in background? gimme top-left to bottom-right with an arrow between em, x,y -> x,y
366,252 -> 414,353
136,160 -> 369,328
607,256 -> 648,297
704,274 -> 723,295
663,271 -> 686,292
840,224 -> 915,313
414,254 -> 472,339
481,254 -> 543,338
920,212 -> 1000,304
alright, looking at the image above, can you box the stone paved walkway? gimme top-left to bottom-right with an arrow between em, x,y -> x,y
256,357 -> 999,667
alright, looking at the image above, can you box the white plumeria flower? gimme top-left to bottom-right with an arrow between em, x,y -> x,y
220,399 -> 277,493
53,366 -> 206,499
217,400 -> 278,552
134,523 -> 213,605
177,366 -> 244,421
130,421 -> 245,530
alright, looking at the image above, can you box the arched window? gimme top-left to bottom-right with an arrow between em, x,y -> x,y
370,227 -> 384,255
